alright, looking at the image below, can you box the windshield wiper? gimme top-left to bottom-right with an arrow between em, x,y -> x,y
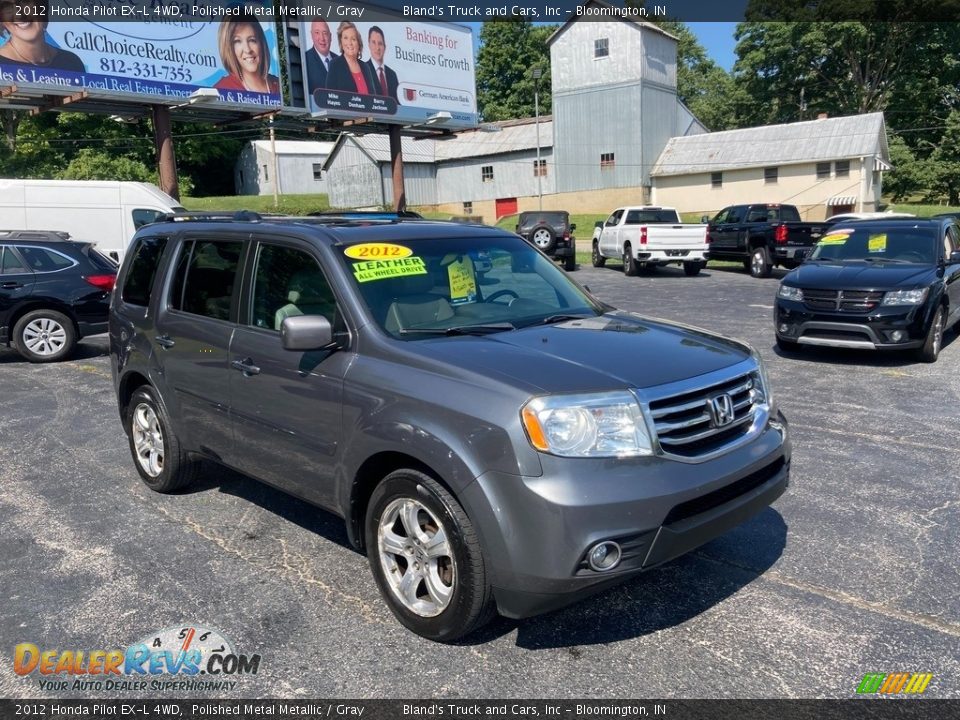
861,257 -> 910,264
532,313 -> 596,326
399,322 -> 516,336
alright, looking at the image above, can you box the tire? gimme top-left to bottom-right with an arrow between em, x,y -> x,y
126,386 -> 200,493
365,469 -> 494,642
529,226 -> 557,254
915,306 -> 945,363
13,309 -> 77,363
749,246 -> 772,278
563,254 -> 576,272
622,244 -> 638,276
591,241 -> 606,268
683,261 -> 705,277
776,336 -> 801,353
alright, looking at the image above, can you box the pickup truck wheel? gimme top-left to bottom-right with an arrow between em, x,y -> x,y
916,306 -> 945,363
749,247 -> 773,278
591,241 -> 606,268
366,469 -> 494,642
13,309 -> 77,363
126,386 -> 200,492
622,244 -> 639,276
683,261 -> 704,277
530,226 -> 557,253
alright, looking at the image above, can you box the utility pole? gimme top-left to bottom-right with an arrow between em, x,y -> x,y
532,67 -> 543,211
152,105 -> 179,201
269,116 -> 280,208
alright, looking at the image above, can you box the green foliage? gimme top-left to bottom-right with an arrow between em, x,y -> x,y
885,135 -> 931,202
183,193 -> 330,215
476,21 -> 556,121
59,149 -> 155,182
928,110 -> 960,205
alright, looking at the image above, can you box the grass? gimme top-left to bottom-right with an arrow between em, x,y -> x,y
183,194 -> 330,215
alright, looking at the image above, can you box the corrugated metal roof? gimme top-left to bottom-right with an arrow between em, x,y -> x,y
347,134 -> 437,163
651,113 -> 888,177
251,140 -> 334,156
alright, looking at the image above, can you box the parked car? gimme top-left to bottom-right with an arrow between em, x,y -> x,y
592,206 -> 708,276
705,204 -> 832,278
110,212 -> 790,641
1,230 -> 116,362
515,211 -> 576,271
775,218 -> 960,362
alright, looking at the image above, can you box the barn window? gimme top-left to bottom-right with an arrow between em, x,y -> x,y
463,202 -> 473,215
595,38 -> 609,58
313,163 -> 324,180
764,167 -> 778,183
533,159 -> 547,177
481,165 -> 494,182
600,153 -> 615,169
711,172 -> 722,188
263,164 -> 269,182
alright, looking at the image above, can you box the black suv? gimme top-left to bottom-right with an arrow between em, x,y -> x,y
775,218 -> 960,362
1,230 -> 116,362
515,211 -> 576,271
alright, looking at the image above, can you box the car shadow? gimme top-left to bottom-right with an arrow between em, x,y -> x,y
0,336 -> 110,364
772,330 -> 956,367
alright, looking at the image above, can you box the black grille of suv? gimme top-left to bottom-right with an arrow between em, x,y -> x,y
802,289 -> 884,313
648,372 -> 759,459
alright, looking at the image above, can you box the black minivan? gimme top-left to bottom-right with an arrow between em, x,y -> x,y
1,230 -> 116,362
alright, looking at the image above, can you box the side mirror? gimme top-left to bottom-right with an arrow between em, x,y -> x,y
281,314 -> 334,351
515,225 -> 520,233
950,250 -> 960,265
570,223 -> 577,231
700,215 -> 710,224
594,221 -> 603,229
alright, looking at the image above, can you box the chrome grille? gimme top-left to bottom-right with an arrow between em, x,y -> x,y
802,289 -> 883,313
648,372 -> 760,459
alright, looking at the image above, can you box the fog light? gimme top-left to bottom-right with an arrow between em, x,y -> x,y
587,541 -> 622,572
890,330 -> 907,342
778,323 -> 790,334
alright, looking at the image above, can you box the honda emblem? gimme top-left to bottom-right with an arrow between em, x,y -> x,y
708,393 -> 735,427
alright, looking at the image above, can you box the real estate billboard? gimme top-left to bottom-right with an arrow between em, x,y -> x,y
0,5 -> 282,108
299,18 -> 477,129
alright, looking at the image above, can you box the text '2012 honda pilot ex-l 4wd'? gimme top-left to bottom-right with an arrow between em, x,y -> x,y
110,213 -> 790,641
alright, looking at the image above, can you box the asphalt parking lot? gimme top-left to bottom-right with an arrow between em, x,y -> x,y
1,260 -> 958,700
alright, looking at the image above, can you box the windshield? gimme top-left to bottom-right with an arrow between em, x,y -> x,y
338,234 -> 604,339
807,225 -> 938,264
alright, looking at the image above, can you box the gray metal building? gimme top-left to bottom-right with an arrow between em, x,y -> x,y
234,140 -> 334,197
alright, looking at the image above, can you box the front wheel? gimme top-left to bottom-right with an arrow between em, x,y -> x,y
591,241 -> 606,268
13,309 -> 76,363
916,306 -> 945,363
366,469 -> 494,642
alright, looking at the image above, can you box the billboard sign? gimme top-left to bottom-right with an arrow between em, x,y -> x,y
0,4 -> 282,108
300,18 -> 477,129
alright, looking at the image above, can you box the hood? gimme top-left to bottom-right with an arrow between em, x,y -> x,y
402,311 -> 751,394
786,261 -> 937,289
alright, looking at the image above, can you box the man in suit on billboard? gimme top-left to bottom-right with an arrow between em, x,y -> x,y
366,25 -> 399,103
305,19 -> 337,94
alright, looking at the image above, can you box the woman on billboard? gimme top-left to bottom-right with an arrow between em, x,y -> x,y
0,0 -> 84,72
215,15 -> 280,95
327,21 -> 376,95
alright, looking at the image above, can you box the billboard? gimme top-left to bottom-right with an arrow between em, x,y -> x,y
300,18 -> 477,129
0,6 -> 282,108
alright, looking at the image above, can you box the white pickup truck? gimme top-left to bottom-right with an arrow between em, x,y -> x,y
591,206 -> 709,276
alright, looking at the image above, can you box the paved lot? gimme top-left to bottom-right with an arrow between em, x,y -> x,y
1,261 -> 958,699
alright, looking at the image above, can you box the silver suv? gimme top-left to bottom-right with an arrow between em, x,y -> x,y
110,213 -> 790,641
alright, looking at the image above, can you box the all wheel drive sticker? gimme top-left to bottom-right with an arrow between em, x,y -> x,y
345,243 -> 428,283
13,625 -> 260,692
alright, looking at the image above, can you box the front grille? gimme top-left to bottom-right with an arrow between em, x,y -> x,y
802,288 -> 883,313
648,372 -> 759,459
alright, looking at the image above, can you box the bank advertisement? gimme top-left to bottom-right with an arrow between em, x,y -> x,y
299,18 -> 477,129
0,3 -> 282,108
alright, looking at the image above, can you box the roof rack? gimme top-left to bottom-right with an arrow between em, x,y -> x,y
0,229 -> 72,241
308,210 -> 425,220
157,210 -> 263,223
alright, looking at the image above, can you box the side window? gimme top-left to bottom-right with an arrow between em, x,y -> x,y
170,239 -> 243,321
605,210 -> 623,227
746,208 -> 769,223
132,209 -> 166,230
249,244 -> 338,332
945,226 -> 958,258
1,246 -> 29,274
16,246 -> 74,272
726,207 -> 745,224
121,236 -> 168,307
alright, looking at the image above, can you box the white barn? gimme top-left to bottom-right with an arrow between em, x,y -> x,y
234,140 -> 335,197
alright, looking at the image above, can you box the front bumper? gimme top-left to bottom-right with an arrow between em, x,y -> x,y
462,412 -> 790,619
775,299 -> 928,350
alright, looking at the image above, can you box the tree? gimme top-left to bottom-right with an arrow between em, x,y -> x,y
476,21 -> 556,121
885,134 -> 931,202
928,110 -> 960,205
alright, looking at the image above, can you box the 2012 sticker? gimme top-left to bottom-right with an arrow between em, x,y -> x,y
344,243 -> 413,260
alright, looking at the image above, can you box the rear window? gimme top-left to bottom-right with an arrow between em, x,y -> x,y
121,237 -> 168,307
520,213 -> 568,225
83,245 -> 119,272
780,206 -> 801,222
624,210 -> 680,224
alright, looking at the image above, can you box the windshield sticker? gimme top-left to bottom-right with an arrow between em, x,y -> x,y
868,234 -> 887,252
352,256 -> 427,283
819,233 -> 850,246
447,257 -> 477,305
344,243 -> 413,260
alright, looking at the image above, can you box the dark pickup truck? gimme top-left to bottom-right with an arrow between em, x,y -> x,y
705,204 -> 831,278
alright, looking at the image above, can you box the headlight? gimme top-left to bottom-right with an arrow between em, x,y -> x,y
521,391 -> 653,457
882,288 -> 928,306
777,285 -> 804,301
750,350 -> 773,409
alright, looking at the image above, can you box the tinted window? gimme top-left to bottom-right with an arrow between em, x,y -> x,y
83,245 -> 119,272
1,246 -> 28,274
170,239 -> 243,321
17,246 -> 74,272
121,237 -> 168,307
747,208 -> 770,223
132,209 -> 166,230
625,210 -> 679,224
250,244 -> 338,332
780,206 -> 801,222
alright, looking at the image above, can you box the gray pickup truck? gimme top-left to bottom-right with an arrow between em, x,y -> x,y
705,204 -> 831,278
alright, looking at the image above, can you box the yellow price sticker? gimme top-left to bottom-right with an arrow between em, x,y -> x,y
868,234 -> 887,252
819,233 -> 850,246
344,243 -> 413,260
447,257 -> 477,304
352,256 -> 427,283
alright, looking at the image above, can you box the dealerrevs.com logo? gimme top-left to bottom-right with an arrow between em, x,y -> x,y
14,624 -> 260,693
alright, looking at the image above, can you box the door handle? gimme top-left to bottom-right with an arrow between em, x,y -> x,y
1,281 -> 23,289
155,335 -> 176,349
231,358 -> 261,376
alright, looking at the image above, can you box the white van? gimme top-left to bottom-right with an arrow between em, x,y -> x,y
0,179 -> 184,262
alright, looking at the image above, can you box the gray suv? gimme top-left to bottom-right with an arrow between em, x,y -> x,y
110,213 -> 790,641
